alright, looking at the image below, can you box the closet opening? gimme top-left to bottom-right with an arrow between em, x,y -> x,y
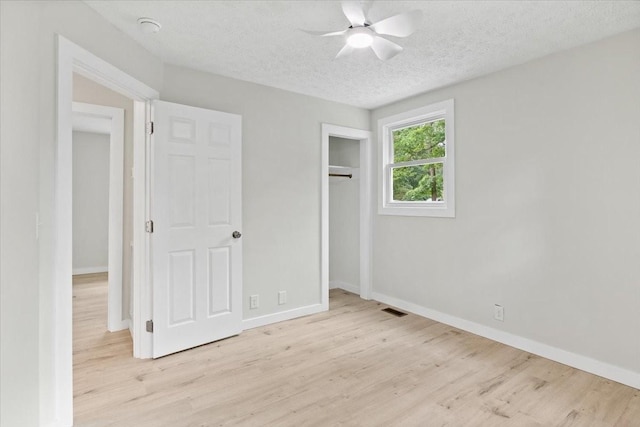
329,136 -> 361,295
321,124 -> 372,308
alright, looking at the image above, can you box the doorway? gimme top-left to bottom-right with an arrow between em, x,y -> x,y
56,36 -> 245,425
72,100 -> 125,332
321,124 -> 372,307
55,36 -> 159,425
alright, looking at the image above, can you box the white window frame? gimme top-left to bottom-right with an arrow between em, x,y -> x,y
378,99 -> 455,217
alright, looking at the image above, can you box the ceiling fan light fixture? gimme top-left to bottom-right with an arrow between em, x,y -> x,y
346,28 -> 373,48
306,2 -> 421,60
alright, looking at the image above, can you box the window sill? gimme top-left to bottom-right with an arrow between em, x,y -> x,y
379,204 -> 455,218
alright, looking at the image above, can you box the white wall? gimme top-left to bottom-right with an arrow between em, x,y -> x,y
72,131 -> 110,273
0,2 -> 42,426
73,74 -> 134,317
329,137 -> 360,291
161,65 -> 370,319
370,29 -> 640,380
0,2 -> 164,425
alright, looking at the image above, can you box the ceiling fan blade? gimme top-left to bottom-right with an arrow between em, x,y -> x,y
370,10 -> 423,37
360,0 -> 374,19
335,43 -> 355,59
301,29 -> 347,37
370,36 -> 403,60
341,1 -> 367,27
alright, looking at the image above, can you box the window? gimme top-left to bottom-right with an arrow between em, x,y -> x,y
379,99 -> 455,217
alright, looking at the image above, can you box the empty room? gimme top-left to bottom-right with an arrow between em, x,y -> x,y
1,1 -> 639,426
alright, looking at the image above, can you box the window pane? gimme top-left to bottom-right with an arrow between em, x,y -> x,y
392,163 -> 444,202
393,119 -> 445,162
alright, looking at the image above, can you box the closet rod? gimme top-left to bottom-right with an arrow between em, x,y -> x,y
329,173 -> 352,179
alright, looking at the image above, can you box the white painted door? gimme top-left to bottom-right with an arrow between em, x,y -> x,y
151,100 -> 242,358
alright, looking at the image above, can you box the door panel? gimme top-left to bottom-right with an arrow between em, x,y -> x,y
208,158 -> 231,225
152,100 -> 242,358
168,250 -> 195,325
208,247 -> 231,315
168,154 -> 196,227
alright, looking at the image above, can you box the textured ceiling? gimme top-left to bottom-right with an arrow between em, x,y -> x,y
85,1 -> 640,109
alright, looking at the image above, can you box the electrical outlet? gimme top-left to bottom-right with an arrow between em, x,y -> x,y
250,295 -> 259,309
494,304 -> 504,322
278,291 -> 287,305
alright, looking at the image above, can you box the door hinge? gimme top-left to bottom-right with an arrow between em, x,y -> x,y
145,220 -> 154,233
146,121 -> 154,135
146,320 -> 154,333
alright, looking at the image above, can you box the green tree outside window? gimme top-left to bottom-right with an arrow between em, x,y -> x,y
391,120 -> 446,202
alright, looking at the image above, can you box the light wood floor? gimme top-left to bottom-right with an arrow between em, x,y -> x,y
73,275 -> 639,426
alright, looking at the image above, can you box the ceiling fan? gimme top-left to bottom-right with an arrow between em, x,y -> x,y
305,1 -> 423,60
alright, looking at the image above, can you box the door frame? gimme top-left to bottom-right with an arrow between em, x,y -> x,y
321,124 -> 372,308
72,102 -> 126,331
55,35 -> 158,426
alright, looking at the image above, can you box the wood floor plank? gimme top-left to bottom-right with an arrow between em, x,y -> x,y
73,281 -> 640,426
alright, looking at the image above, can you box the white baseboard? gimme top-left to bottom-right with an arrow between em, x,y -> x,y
329,280 -> 360,294
243,303 -> 325,330
108,318 -> 130,332
41,420 -> 68,427
72,266 -> 107,275
371,291 -> 640,390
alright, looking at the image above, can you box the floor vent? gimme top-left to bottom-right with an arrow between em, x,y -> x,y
382,307 -> 408,317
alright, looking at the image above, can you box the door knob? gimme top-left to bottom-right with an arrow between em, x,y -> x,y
232,231 -> 242,239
